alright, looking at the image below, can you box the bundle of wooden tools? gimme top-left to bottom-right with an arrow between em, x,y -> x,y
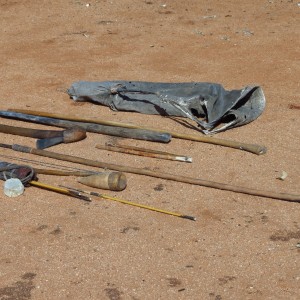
0,108 -> 299,222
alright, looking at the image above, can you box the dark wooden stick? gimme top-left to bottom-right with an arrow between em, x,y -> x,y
1,143 -> 298,202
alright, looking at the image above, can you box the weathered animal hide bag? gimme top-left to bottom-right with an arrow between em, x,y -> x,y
67,81 -> 265,134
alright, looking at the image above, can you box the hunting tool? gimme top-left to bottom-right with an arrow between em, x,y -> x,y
0,123 -> 86,149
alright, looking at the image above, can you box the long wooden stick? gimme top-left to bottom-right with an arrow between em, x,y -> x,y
8,109 -> 267,155
0,153 -> 99,174
33,168 -> 94,176
2,143 -> 298,202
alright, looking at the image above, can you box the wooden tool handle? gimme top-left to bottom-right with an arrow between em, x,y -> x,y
171,132 -> 267,155
0,123 -> 62,139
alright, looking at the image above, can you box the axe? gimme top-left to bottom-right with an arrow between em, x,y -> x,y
0,124 -> 86,149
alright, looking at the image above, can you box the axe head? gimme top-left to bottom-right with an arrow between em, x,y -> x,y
36,136 -> 64,149
36,127 -> 87,149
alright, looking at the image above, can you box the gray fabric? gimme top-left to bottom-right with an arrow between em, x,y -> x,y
67,81 -> 266,134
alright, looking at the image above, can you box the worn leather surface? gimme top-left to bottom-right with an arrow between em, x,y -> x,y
68,81 -> 266,134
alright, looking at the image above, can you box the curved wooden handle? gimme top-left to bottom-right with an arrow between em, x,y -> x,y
170,132 -> 267,155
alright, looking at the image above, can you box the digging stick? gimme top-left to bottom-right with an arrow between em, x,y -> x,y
7,109 -> 267,155
1,143 -> 298,202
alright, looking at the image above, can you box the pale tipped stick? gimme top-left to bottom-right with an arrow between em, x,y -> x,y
95,143 -> 192,163
61,185 -> 196,221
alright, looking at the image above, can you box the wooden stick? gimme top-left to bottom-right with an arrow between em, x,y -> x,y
95,143 -> 192,162
0,153 -> 99,174
2,143 -> 298,202
33,168 -> 94,176
8,109 -> 267,155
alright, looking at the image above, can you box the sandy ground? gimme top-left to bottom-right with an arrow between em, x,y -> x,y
0,1 -> 299,299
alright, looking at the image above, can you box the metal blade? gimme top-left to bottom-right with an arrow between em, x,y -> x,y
36,136 -> 64,149
0,143 -> 13,149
